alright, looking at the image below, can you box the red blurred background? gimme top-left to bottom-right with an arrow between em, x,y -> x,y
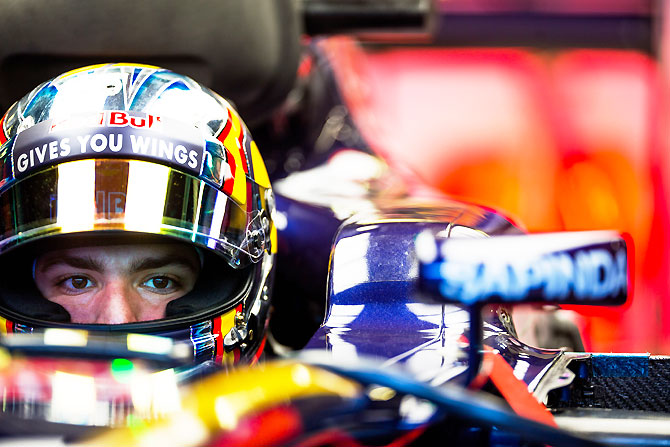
316,1 -> 670,354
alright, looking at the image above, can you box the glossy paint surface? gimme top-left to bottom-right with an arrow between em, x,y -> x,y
303,203 -> 563,387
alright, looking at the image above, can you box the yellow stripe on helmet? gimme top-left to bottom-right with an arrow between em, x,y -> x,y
250,141 -> 271,189
111,62 -> 161,70
270,223 -> 277,254
58,64 -> 109,79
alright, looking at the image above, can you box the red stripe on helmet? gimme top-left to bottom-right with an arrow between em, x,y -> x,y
5,319 -> 13,333
0,113 -> 8,145
217,109 -> 233,142
212,316 -> 224,364
217,110 -> 236,197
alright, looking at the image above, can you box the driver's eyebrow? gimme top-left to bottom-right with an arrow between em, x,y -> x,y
130,255 -> 200,273
38,255 -> 105,273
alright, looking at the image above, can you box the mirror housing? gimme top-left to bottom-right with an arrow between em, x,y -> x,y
416,230 -> 628,307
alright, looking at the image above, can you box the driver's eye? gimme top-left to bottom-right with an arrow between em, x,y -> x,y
70,276 -> 90,289
54,275 -> 95,293
150,277 -> 170,289
142,276 -> 177,292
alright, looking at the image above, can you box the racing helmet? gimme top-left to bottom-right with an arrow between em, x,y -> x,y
0,63 -> 276,365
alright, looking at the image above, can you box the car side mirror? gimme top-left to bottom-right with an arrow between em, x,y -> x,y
416,230 -> 628,307
415,230 -> 630,384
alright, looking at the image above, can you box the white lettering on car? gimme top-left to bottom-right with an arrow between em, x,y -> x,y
437,247 -> 627,304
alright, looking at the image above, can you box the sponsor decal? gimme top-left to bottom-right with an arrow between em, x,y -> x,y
418,232 -> 628,306
12,111 -> 206,179
190,320 -> 216,363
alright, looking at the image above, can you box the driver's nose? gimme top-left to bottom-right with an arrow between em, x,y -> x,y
93,280 -> 139,324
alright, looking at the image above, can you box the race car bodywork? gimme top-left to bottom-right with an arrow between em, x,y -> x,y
0,1 -> 668,446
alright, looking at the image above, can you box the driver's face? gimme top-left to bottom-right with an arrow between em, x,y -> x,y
34,244 -> 200,324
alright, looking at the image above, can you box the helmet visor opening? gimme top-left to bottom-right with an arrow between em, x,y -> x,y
0,233 -> 254,329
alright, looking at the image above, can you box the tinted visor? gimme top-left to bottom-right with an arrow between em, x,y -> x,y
0,159 -> 269,268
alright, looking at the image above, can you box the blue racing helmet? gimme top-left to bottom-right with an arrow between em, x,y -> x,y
0,64 -> 276,365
